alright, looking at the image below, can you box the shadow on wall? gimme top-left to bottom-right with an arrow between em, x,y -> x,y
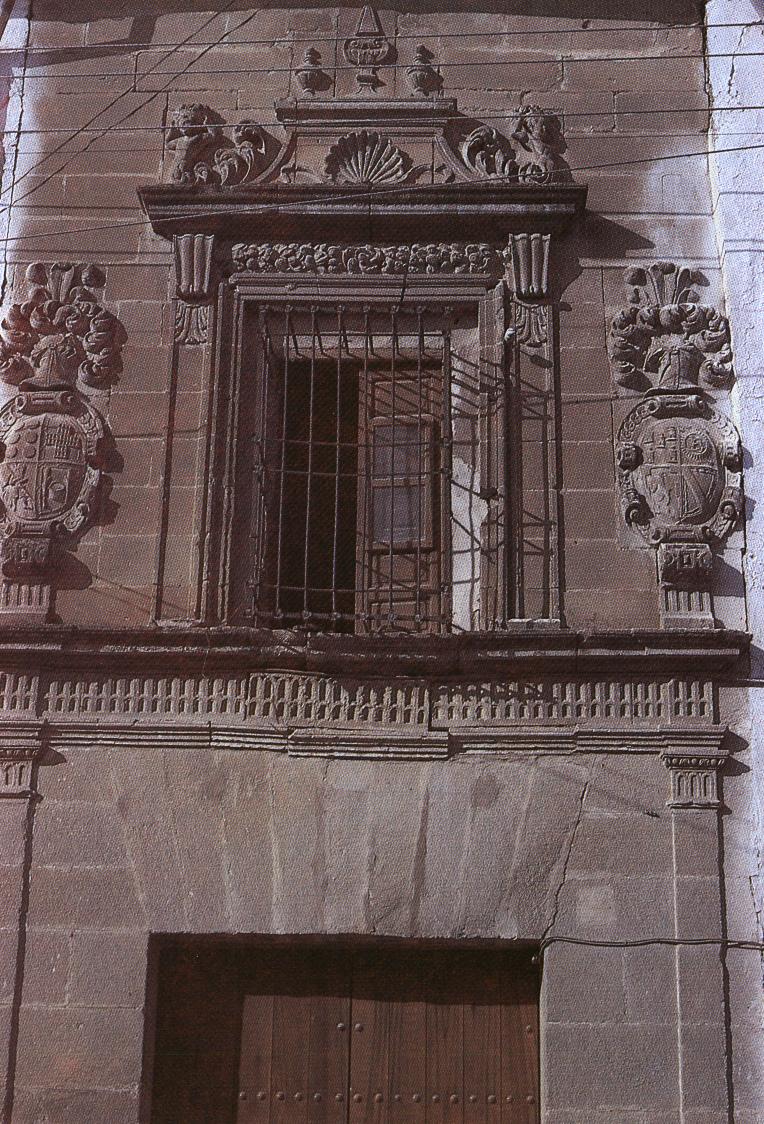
29,0 -> 706,36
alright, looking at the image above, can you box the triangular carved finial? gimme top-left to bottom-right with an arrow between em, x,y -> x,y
343,5 -> 393,92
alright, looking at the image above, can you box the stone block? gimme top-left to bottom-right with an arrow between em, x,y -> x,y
69,930 -> 147,1007
676,945 -> 726,1026
680,1023 -> 729,1111
671,814 -> 721,877
21,929 -> 70,1005
11,1087 -> 139,1124
33,801 -> 128,868
543,942 -> 625,1024
674,876 -> 723,938
0,928 -> 17,1004
322,761 -> 376,933
566,811 -> 673,876
624,945 -> 677,1023
36,750 -> 113,804
561,442 -> 615,492
562,490 -> 619,541
563,56 -> 704,93
15,1006 -> 143,1089
218,753 -> 275,931
29,868 -> 145,930
544,1023 -> 679,1111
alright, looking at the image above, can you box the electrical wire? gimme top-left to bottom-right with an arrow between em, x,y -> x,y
0,19 -> 759,54
5,49 -> 764,80
2,138 -> 763,248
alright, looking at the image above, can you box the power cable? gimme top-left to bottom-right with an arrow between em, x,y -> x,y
0,19 -> 760,53
3,139 -> 764,246
0,0 -> 252,209
4,103 -> 764,135
4,49 -> 764,80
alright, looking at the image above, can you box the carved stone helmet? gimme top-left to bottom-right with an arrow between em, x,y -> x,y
25,332 -> 81,389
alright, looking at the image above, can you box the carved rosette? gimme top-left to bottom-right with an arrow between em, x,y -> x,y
609,263 -> 734,392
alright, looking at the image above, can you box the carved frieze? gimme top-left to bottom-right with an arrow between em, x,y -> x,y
609,262 -> 734,392
231,241 -> 495,276
616,394 -> 742,546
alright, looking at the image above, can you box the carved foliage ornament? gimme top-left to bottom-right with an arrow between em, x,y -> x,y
231,241 -> 495,276
609,263 -> 734,392
616,393 -> 742,547
0,263 -> 125,389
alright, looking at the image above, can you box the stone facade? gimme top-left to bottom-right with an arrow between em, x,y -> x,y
0,2 -> 761,1122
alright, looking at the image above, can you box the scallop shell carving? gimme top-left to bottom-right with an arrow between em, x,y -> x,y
324,131 -> 411,185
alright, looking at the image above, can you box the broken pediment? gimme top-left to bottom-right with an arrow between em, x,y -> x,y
139,7 -> 586,243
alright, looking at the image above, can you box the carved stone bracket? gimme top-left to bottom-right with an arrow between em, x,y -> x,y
0,264 -> 123,622
506,232 -> 551,301
661,736 -> 727,810
609,262 -> 734,393
461,108 -> 569,185
174,233 -> 215,346
0,724 -> 44,798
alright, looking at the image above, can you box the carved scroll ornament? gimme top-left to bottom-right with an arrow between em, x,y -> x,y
461,107 -> 569,184
609,263 -> 734,392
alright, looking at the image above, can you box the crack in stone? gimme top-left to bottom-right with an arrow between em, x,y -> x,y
542,775 -> 590,943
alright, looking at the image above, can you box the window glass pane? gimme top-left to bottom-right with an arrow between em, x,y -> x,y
372,483 -> 420,543
372,422 -> 421,477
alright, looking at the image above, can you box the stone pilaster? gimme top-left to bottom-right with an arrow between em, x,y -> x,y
0,724 -> 42,1118
662,745 -> 730,1120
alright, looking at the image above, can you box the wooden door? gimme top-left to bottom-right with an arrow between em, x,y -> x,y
151,943 -> 539,1124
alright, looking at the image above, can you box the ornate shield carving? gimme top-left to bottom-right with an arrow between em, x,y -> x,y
0,335 -> 105,578
616,395 -> 742,544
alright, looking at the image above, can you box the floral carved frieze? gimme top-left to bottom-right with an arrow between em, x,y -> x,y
0,264 -> 125,620
231,241 -> 495,276
609,262 -> 734,392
